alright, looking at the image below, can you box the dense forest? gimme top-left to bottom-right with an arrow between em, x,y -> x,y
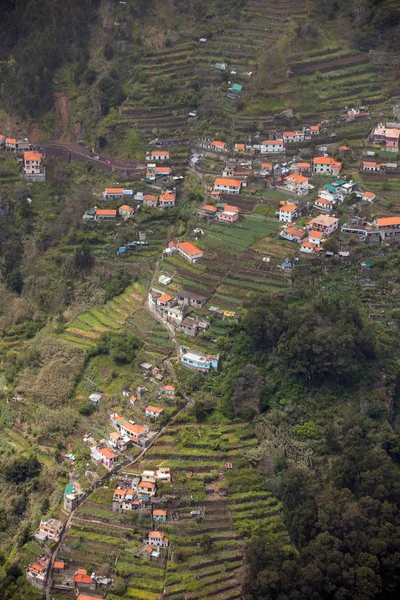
210,279 -> 400,599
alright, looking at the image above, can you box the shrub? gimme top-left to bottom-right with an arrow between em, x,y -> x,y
79,400 -> 95,416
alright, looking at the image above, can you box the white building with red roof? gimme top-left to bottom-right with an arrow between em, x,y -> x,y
279,204 -> 299,223
147,531 -> 169,547
177,241 -> 204,263
261,139 -> 285,153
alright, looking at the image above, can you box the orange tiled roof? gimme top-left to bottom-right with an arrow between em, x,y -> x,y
214,178 -> 241,187
177,241 -> 203,256
122,422 -> 144,435
24,151 -> 41,161
96,209 -> 116,216
280,204 -> 297,212
99,447 -> 117,459
377,217 -> 400,227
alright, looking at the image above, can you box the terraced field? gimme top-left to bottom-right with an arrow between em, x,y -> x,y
142,422 -> 291,600
59,284 -> 146,350
114,0 -> 309,142
156,214 -> 291,309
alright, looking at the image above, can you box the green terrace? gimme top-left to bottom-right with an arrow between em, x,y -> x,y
59,283 -> 146,349
146,422 -> 290,600
157,216 -> 291,309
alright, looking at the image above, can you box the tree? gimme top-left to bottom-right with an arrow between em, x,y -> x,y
231,364 -> 265,418
79,400 -> 95,416
96,331 -> 142,364
73,240 -> 94,272
3,455 -> 41,483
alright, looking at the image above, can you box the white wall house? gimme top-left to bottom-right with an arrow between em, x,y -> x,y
279,204 -> 298,223
260,140 -> 285,153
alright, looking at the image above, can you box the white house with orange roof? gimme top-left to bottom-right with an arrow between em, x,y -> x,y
23,151 -> 45,182
217,204 -> 239,223
95,208 -> 117,221
210,140 -> 227,152
23,152 -> 42,174
362,191 -> 376,202
103,187 -> 125,199
315,198 -> 334,212
177,241 -> 204,263
149,150 -> 170,161
260,162 -> 273,175
308,230 -> 325,246
119,204 -> 134,218
147,531 -> 169,547
260,139 -> 285,153
280,226 -> 306,242
156,166 -> 172,177
284,173 -> 309,194
282,131 -> 305,143
375,216 -> 400,240
310,125 -> 320,135
162,384 -> 175,396
159,191 -> 175,208
120,422 -> 145,444
5,137 -> 17,151
145,405 -> 164,419
293,162 -> 312,175
300,241 -> 317,254
313,156 -> 342,176
279,204 -> 299,223
213,177 -> 242,195
157,294 -> 173,307
138,480 -> 157,497
362,161 -> 382,172
234,143 -> 246,152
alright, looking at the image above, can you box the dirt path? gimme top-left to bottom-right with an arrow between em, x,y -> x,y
54,92 -> 72,140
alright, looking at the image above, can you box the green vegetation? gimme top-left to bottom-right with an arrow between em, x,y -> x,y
0,1 -> 400,599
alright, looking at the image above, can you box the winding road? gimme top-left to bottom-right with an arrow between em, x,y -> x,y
33,141 -> 145,177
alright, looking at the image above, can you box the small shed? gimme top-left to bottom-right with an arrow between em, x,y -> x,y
229,83 -> 243,94
89,393 -> 101,405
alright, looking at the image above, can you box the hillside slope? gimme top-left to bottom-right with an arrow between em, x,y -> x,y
1,0 -> 398,146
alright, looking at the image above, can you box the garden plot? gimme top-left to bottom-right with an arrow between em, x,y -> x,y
158,216 -> 282,309
60,284 -> 145,348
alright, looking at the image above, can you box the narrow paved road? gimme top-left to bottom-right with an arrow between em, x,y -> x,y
33,141 -> 145,176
